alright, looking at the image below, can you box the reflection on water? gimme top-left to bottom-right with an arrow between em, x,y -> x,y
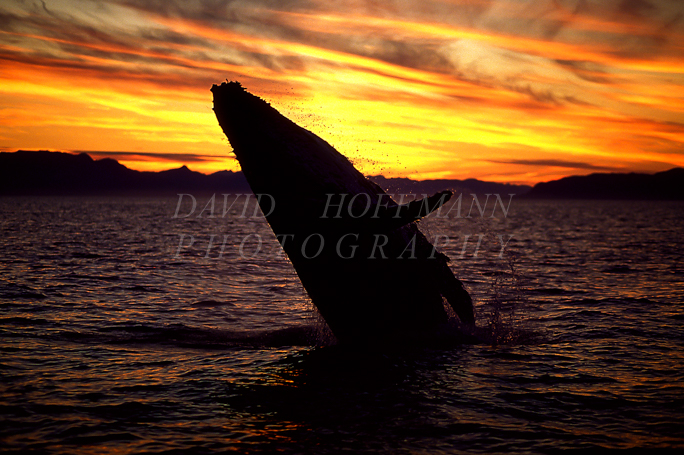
1,196 -> 683,453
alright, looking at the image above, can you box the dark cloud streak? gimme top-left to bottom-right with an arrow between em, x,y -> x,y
74,150 -> 233,162
487,158 -> 620,171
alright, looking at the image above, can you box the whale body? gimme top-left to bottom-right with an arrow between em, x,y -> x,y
212,81 -> 474,344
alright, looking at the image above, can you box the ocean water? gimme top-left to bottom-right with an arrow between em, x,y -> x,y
1,195 -> 683,454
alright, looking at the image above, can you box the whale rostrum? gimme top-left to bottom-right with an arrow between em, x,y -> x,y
211,81 -> 474,344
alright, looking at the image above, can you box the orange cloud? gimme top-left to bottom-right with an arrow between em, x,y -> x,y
0,0 -> 682,184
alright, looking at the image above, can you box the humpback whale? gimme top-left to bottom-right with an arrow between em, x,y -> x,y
212,81 -> 474,344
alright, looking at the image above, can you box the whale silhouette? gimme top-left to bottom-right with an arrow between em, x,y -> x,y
212,81 -> 474,344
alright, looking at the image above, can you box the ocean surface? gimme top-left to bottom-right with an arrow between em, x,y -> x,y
1,195 -> 683,454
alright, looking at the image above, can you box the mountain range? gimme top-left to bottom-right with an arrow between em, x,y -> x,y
0,150 -> 250,195
1,150 -> 682,200
524,168 -> 684,200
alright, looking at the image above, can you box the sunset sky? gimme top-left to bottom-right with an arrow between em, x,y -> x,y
1,0 -> 683,184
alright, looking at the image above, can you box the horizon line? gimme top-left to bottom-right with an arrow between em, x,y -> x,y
2,148 -> 680,185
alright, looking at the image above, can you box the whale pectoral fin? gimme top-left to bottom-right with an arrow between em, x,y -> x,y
440,269 -> 475,325
401,190 -> 452,222
430,250 -> 475,325
327,190 -> 453,233
375,190 -> 452,231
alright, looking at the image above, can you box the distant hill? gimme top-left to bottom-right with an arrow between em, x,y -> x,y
0,150 -> 531,197
370,175 -> 531,196
2,151 -> 681,200
526,168 -> 684,200
0,150 -> 250,195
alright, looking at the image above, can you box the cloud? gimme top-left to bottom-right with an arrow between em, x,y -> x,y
486,158 -> 620,171
1,0 -> 683,183
74,150 -> 231,162
617,0 -> 656,18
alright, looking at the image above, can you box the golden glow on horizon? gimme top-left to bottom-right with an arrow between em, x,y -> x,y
1,0 -> 683,184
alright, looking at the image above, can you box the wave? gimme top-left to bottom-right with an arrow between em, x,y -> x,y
48,323 -> 321,349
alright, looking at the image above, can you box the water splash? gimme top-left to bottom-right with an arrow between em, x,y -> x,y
477,242 -> 536,346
